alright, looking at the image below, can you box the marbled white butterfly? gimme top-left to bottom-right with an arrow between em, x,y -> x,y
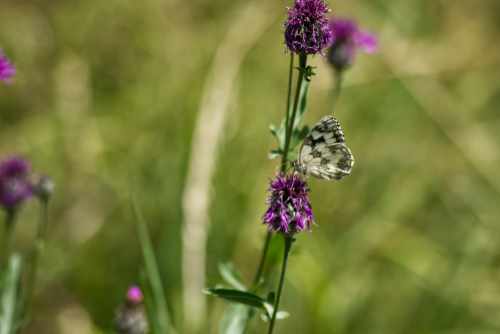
294,116 -> 354,181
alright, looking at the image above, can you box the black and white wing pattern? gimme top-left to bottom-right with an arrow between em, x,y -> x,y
296,116 -> 354,181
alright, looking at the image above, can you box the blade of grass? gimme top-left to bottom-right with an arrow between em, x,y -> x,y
139,270 -> 162,334
131,197 -> 176,334
0,254 -> 22,334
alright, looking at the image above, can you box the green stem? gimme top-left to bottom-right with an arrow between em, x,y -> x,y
0,254 -> 22,334
282,53 -> 308,168
23,199 -> 49,321
267,236 -> 293,334
3,210 -> 16,266
331,69 -> 343,114
281,54 -> 295,172
248,54 -> 307,332
252,53 -> 298,291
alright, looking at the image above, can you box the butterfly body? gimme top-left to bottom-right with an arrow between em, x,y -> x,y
295,116 -> 354,181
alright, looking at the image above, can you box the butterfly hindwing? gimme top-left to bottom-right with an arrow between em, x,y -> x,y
297,116 -> 354,181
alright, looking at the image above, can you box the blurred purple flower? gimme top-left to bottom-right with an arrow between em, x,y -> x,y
116,285 -> 148,334
0,157 -> 33,211
0,51 -> 16,84
126,285 -> 144,305
263,173 -> 314,235
284,0 -> 334,55
327,18 -> 378,70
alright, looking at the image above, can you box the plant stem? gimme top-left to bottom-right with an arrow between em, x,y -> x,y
331,69 -> 343,114
252,53 -> 298,291
282,53 -> 308,168
0,254 -> 22,334
3,210 -> 16,266
23,199 -> 49,320
267,236 -> 292,334
249,54 -> 307,332
281,54 -> 295,172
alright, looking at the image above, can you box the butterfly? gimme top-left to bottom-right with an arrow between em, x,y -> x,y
294,116 -> 354,180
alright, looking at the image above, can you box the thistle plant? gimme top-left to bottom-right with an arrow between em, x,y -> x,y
0,155 -> 54,334
205,2 -> 380,333
0,157 -> 33,263
206,0 -> 338,332
0,55 -> 56,333
262,172 -> 313,334
115,285 -> 149,334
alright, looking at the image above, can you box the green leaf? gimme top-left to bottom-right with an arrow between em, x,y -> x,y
204,288 -> 266,311
266,292 -> 275,305
205,288 -> 290,322
0,254 -> 22,334
269,122 -> 286,151
218,263 -> 247,291
132,198 -> 177,334
295,125 -> 310,142
292,78 -> 310,130
268,149 -> 283,160
139,270 -> 160,334
219,304 -> 250,334
289,125 -> 311,155
261,302 -> 289,322
269,68 -> 311,159
260,310 -> 290,322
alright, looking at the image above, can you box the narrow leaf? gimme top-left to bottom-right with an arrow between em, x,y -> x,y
219,304 -> 249,334
268,149 -> 283,160
132,198 -> 176,334
204,288 -> 266,310
260,310 -> 290,322
139,271 -> 161,334
266,292 -> 275,305
292,78 -> 310,130
218,263 -> 247,291
0,254 -> 22,334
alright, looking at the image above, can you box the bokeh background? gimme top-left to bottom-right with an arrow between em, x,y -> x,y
1,0 -> 500,333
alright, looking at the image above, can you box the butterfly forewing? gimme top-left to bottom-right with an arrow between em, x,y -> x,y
298,116 -> 354,181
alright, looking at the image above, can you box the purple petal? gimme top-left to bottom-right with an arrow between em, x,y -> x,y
355,31 -> 378,53
0,51 -> 16,84
127,286 -> 144,304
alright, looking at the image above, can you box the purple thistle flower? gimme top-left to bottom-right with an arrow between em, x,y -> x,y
126,285 -> 144,305
0,51 -> 16,84
284,0 -> 334,55
263,173 -> 314,235
116,285 -> 149,334
0,157 -> 33,211
327,18 -> 378,70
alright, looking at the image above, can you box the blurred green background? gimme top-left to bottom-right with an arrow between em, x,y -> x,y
1,0 -> 500,333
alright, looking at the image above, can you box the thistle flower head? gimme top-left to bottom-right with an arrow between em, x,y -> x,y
115,285 -> 148,334
327,18 -> 378,70
0,51 -> 16,84
126,286 -> 144,305
263,172 -> 314,235
0,157 -> 33,211
284,0 -> 334,55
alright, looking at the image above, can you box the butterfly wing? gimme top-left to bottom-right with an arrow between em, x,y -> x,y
298,116 -> 354,180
